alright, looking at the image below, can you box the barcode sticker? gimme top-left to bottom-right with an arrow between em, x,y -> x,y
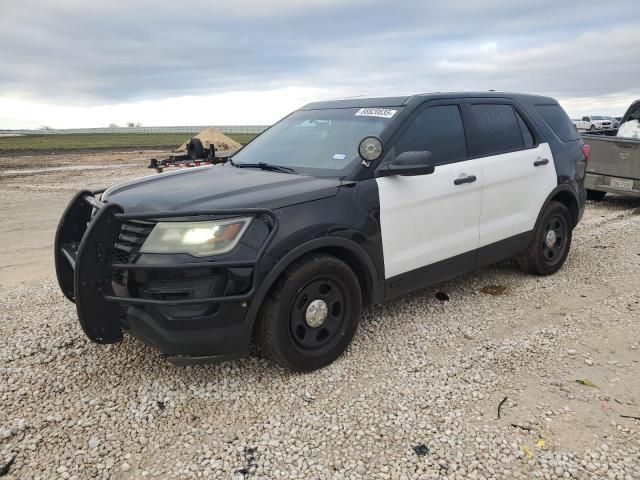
355,108 -> 397,119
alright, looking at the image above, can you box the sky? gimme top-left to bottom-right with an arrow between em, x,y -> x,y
0,0 -> 638,129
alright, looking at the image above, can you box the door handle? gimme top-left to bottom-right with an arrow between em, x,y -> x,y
534,158 -> 549,167
454,175 -> 477,185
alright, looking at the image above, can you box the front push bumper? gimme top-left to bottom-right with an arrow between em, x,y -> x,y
54,190 -> 278,364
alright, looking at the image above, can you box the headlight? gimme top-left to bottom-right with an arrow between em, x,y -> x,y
139,217 -> 252,257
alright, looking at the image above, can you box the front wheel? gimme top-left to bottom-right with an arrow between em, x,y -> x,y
517,201 -> 573,276
255,254 -> 362,371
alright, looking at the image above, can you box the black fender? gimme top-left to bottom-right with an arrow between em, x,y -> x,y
534,184 -> 582,230
244,236 -> 383,330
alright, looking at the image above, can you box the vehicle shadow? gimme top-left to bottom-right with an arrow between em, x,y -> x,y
587,194 -> 640,212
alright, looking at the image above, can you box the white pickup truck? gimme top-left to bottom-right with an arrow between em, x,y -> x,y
583,100 -> 640,199
572,115 -> 614,131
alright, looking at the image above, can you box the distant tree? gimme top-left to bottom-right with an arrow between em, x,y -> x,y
109,123 -> 120,128
127,122 -> 135,128
40,125 -> 53,130
135,122 -> 142,127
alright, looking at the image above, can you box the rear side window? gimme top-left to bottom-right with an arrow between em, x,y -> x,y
470,104 -> 528,155
395,105 -> 467,165
536,105 -> 581,142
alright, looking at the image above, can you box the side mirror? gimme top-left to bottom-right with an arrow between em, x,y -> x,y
377,151 -> 435,177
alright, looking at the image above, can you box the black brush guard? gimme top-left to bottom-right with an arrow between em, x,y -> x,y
54,190 -> 278,345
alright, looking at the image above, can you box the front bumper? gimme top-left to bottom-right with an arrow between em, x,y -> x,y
54,191 -> 278,364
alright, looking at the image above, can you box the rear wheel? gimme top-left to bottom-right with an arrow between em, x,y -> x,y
586,189 -> 607,201
517,201 -> 572,276
255,254 -> 362,371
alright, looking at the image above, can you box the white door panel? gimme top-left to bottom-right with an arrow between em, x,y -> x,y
377,159 -> 482,279
479,143 -> 557,247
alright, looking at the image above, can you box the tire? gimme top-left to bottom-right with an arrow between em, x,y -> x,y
586,189 -> 607,201
517,201 -> 573,276
255,254 -> 362,371
589,124 -> 596,131
187,138 -> 205,160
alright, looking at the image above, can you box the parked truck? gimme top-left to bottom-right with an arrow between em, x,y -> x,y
572,115 -> 614,132
583,100 -> 640,199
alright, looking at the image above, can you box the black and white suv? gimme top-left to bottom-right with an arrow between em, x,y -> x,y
55,92 -> 588,371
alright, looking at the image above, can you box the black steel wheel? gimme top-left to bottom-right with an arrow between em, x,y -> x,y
255,254 -> 362,371
289,276 -> 348,354
517,201 -> 573,276
541,212 -> 568,266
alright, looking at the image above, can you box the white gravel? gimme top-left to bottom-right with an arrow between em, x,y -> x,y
1,165 -> 639,479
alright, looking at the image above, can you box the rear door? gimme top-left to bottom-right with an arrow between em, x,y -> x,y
376,102 -> 482,283
464,101 -> 557,249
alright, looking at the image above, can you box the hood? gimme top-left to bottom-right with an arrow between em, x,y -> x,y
102,165 -> 342,213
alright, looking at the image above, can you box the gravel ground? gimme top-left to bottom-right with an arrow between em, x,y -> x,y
1,157 -> 639,479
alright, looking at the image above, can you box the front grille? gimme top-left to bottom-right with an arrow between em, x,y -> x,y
113,219 -> 156,264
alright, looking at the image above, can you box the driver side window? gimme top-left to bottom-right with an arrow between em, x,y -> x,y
395,105 -> 467,165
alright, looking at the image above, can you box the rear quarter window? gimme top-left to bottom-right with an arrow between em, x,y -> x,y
535,105 -> 581,142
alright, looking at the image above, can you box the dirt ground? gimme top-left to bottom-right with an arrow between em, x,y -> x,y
0,151 -> 638,479
0,150 -> 171,171
0,151 -> 159,288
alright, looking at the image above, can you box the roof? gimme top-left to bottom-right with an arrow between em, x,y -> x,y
300,96 -> 410,110
300,92 -> 558,110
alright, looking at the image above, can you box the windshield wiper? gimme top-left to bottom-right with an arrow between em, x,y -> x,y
234,162 -> 296,174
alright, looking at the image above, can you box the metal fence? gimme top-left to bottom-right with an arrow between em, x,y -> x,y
0,125 -> 270,135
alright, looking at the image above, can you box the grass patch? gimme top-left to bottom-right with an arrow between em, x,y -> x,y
228,133 -> 258,145
0,132 -> 257,152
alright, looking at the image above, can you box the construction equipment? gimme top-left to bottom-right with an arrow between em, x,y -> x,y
148,138 -> 234,173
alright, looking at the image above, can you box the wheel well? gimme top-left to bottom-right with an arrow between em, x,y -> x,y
307,246 -> 374,307
550,190 -> 579,227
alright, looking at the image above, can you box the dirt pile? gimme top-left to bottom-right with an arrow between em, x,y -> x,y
176,128 -> 242,153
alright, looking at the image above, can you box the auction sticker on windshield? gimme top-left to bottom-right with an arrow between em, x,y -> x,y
355,108 -> 397,119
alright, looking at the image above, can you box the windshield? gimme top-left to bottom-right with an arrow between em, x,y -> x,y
232,107 -> 400,176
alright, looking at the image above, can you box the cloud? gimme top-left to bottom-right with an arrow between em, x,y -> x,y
0,0 -> 638,127
0,87 -> 339,129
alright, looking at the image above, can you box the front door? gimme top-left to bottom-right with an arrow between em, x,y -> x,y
376,103 -> 482,287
